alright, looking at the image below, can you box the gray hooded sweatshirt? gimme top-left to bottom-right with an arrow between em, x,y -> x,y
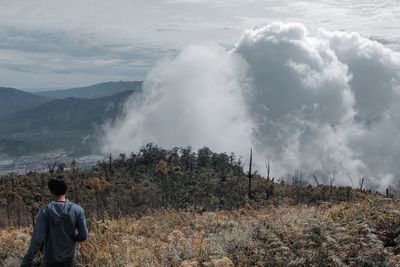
21,200 -> 88,266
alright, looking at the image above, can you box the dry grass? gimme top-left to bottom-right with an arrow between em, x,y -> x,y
2,195 -> 400,267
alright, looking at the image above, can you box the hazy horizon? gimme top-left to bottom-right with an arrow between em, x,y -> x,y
12,80 -> 141,93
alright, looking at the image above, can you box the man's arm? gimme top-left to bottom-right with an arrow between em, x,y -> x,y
74,208 -> 88,242
20,207 -> 47,267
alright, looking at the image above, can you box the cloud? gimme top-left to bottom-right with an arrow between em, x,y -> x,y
103,22 -> 400,190
233,22 -> 363,183
102,45 -> 254,155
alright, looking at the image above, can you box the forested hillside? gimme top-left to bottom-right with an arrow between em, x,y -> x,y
0,87 -> 51,117
0,144 -> 368,227
0,90 -> 134,157
1,145 -> 399,266
0,82 -> 143,159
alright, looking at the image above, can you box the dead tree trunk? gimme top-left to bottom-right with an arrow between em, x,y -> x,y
266,160 -> 271,180
359,177 -> 364,191
312,171 -> 320,187
108,154 -> 113,173
248,148 -> 253,200
48,162 -> 57,174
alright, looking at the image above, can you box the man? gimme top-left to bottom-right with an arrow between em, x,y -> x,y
21,175 -> 88,267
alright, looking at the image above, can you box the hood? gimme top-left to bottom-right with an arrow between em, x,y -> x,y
47,200 -> 74,224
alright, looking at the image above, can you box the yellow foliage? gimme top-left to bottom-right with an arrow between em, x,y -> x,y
87,177 -> 110,191
191,233 -> 204,248
71,159 -> 78,171
155,160 -> 168,175
324,203 -> 351,222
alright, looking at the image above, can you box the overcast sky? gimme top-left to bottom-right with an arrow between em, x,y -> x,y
1,0 -> 399,91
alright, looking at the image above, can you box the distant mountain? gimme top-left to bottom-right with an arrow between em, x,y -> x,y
35,81 -> 143,99
0,90 -> 135,157
0,87 -> 51,117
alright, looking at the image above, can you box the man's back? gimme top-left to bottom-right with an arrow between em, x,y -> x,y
21,200 -> 88,267
44,200 -> 88,263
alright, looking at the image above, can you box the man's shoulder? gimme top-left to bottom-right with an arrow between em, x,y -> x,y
42,200 -> 84,212
68,200 -> 85,212
41,202 -> 53,212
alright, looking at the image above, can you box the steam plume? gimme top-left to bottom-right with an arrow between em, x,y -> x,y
102,22 -> 400,189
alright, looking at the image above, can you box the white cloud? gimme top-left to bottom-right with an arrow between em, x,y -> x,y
103,22 -> 400,190
102,45 -> 254,156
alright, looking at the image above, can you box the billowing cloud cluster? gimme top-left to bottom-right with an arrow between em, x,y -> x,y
102,22 -> 400,189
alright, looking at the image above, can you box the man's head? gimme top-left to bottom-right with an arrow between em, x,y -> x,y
48,175 -> 68,196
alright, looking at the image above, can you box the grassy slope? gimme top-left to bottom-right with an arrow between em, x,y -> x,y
2,195 -> 400,267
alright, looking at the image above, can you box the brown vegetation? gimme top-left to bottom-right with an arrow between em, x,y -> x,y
1,195 -> 400,266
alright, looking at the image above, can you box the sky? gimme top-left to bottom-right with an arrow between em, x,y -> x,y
0,0 -> 399,90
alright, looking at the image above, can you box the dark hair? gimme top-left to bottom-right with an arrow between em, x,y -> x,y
48,175 -> 68,196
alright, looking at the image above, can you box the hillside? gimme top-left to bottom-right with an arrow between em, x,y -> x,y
2,198 -> 400,267
0,145 -> 399,266
35,81 -> 143,99
0,90 -> 135,156
0,87 -> 51,117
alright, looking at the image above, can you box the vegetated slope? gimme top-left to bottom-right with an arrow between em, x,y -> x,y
0,145 -> 399,266
0,90 -> 135,156
0,144 -> 369,226
35,81 -> 143,99
0,87 -> 51,117
4,199 -> 399,267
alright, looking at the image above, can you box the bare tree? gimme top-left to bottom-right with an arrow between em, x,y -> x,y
108,153 -> 113,173
312,171 -> 320,187
292,169 -> 302,187
347,173 -> 355,188
248,148 -> 253,199
359,177 -> 365,191
48,162 -> 57,174
265,160 -> 271,180
329,171 -> 336,187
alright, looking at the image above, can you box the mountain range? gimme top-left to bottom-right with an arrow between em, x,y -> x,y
0,81 -> 142,157
0,87 -> 51,117
35,81 -> 142,99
